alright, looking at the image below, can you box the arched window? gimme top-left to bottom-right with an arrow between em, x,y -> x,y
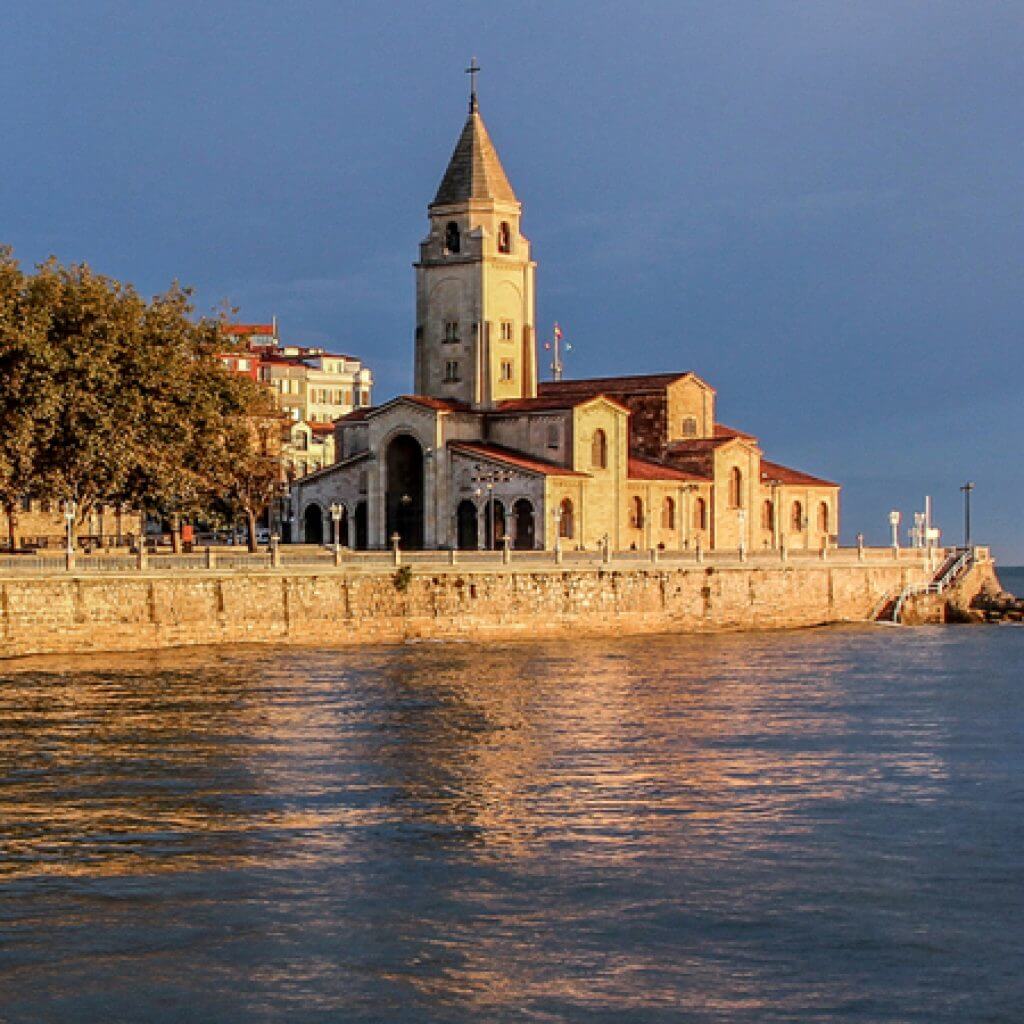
729,466 -> 743,508
559,498 -> 574,539
662,496 -> 675,529
631,496 -> 645,529
818,501 -> 829,532
693,496 -> 707,531
497,221 -> 511,253
681,416 -> 697,438
762,499 -> 774,531
791,501 -> 804,531
445,221 -> 460,254
591,428 -> 608,469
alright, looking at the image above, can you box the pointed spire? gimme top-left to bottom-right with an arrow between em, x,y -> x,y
431,106 -> 518,207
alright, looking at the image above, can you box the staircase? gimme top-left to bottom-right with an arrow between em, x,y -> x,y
879,548 -> 975,623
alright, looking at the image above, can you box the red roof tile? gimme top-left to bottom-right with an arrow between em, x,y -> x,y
628,456 -> 711,482
539,372 -> 702,396
760,459 -> 839,488
220,323 -> 274,335
493,393 -> 629,414
308,421 -> 335,435
395,395 -> 472,413
449,441 -> 587,477
714,423 -> 757,440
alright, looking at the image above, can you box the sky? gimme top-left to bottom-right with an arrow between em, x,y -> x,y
2,2 -> 1021,559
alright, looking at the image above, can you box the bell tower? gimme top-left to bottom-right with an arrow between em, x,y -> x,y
414,63 -> 537,408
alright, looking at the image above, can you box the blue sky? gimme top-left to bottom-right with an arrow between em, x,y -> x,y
2,2 -> 1021,559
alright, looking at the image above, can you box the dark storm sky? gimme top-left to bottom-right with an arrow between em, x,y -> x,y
2,2 -> 1020,558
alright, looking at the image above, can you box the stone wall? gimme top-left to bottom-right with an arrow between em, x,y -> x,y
0,560 -> 936,659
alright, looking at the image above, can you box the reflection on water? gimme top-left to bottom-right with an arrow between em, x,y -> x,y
1,627 -> 1022,1022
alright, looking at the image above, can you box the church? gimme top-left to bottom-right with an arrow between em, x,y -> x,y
292,79 -> 840,554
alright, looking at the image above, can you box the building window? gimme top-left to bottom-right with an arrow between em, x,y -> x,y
693,496 -> 707,531
728,466 -> 743,508
445,221 -> 460,254
662,496 -> 675,529
792,501 -> 804,531
762,499 -> 774,531
500,319 -> 514,341
591,428 -> 607,469
296,432 -> 308,452
630,496 -> 644,529
546,424 -> 559,449
444,321 -> 460,343
497,221 -> 511,253
444,360 -> 461,383
681,416 -> 697,438
559,498 -> 574,539
358,470 -> 368,495
818,501 -> 829,532
500,359 -> 514,382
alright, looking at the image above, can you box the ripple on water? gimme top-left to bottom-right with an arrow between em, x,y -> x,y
0,626 -> 1022,1023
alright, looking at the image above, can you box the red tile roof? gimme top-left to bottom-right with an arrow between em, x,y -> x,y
714,423 -> 757,440
308,421 -> 336,435
396,395 -> 472,413
220,323 -> 274,335
760,459 -> 839,488
539,372 -> 702,396
628,456 -> 711,482
493,393 -> 629,414
449,441 -> 587,477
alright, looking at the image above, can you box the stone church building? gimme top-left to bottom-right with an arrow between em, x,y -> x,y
292,87 -> 840,553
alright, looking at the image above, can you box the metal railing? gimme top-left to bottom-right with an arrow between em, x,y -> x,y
889,547 -> 975,623
0,544 -> 949,577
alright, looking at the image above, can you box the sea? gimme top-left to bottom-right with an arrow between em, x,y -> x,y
1,571 -> 1022,1023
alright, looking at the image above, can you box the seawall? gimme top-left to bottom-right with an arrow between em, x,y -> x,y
0,561 -> 936,659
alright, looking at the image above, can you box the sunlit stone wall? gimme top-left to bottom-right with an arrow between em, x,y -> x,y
0,561 -> 952,659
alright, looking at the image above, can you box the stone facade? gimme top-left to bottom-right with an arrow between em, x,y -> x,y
0,559 -> 945,660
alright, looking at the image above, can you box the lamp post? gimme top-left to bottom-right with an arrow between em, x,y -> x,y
889,509 -> 901,550
552,505 -> 563,560
329,502 -> 343,553
737,507 -> 747,561
63,498 -> 77,572
960,481 -> 974,549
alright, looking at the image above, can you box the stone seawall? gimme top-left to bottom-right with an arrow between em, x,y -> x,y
0,561 -> 935,659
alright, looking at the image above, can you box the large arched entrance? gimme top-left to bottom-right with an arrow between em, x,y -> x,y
513,499 -> 535,550
303,503 -> 324,544
456,500 -> 478,550
354,501 -> 368,550
385,435 -> 425,549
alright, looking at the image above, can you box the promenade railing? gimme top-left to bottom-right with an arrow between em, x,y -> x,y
0,544 -> 970,577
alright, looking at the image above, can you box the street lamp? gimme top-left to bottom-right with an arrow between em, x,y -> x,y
960,481 -> 975,549
63,498 -> 77,570
889,509 -> 901,549
737,507 -> 747,560
552,505 -> 563,556
329,502 -> 343,552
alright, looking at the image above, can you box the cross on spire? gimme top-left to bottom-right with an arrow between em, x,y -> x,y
465,57 -> 480,112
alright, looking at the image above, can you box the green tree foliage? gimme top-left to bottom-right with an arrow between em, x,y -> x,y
0,249 -> 284,547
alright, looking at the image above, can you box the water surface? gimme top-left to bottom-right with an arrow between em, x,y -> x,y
1,626 -> 1022,1022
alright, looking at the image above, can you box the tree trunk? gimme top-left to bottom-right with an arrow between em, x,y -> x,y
246,509 -> 258,553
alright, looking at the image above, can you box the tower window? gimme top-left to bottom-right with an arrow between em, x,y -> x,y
591,428 -> 608,469
445,221 -> 461,254
499,319 -> 514,341
499,359 -> 514,382
444,320 -> 460,343
681,416 -> 697,437
497,221 -> 511,253
444,360 -> 461,383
